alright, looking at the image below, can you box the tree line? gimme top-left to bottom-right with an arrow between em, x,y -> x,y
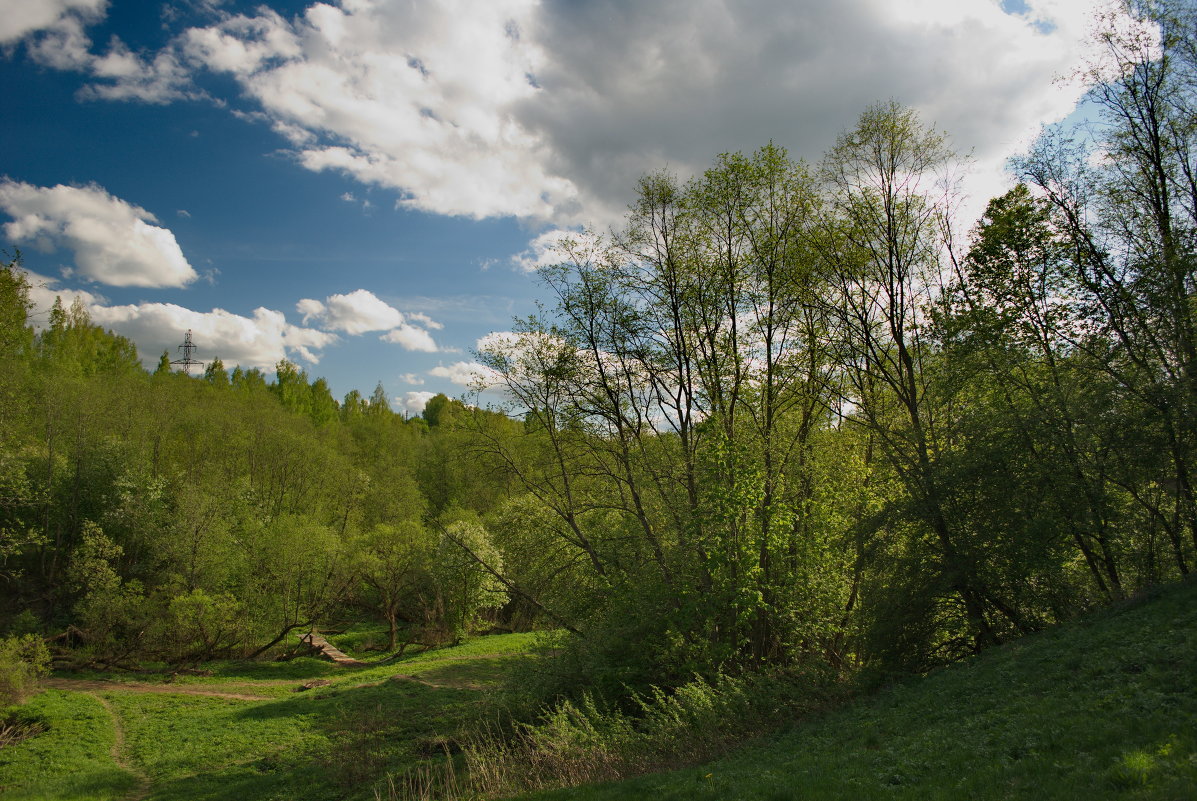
0,278 -> 523,667
463,0 -> 1197,694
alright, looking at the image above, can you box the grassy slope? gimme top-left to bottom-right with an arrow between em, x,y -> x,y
0,631 -> 540,801
527,579 -> 1197,801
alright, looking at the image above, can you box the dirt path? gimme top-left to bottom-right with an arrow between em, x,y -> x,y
44,678 -> 272,701
86,692 -> 151,801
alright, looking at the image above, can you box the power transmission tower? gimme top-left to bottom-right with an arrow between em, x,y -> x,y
171,329 -> 205,374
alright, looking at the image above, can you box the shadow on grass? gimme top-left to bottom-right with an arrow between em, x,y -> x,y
0,768 -> 139,801
137,670 -> 488,795
136,759 -> 329,801
410,656 -> 517,689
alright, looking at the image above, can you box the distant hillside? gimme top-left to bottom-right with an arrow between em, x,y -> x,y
528,578 -> 1197,801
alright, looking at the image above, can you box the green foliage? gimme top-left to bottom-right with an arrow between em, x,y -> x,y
0,252 -> 33,361
309,377 -> 338,426
154,350 -> 172,376
203,356 -> 229,387
271,359 -> 312,416
433,519 -> 506,643
422,393 -> 464,427
369,381 -> 391,415
351,520 -> 436,649
38,297 -> 140,376
0,634 -> 49,705
154,588 -> 246,664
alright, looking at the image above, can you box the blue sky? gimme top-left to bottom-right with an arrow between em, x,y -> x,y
0,0 -> 1109,412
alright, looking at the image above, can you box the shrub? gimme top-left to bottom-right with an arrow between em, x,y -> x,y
0,634 -> 50,706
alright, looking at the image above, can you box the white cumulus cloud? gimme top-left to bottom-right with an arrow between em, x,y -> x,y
78,40 -> 197,104
87,302 -> 336,369
297,288 -> 443,351
181,0 -> 573,220
380,324 -> 439,352
0,0 -> 105,46
428,360 -> 496,388
398,390 -> 436,415
24,271 -> 335,369
0,179 -> 197,288
298,289 -> 403,334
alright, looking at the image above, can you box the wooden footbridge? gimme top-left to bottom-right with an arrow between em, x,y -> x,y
298,631 -> 366,666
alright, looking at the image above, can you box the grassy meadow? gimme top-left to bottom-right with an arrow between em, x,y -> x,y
2,581 -> 1195,801
0,630 -> 539,801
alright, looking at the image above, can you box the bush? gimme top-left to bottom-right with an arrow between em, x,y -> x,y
0,634 -> 50,706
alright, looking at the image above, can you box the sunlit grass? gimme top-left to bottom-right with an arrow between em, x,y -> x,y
0,690 -> 134,801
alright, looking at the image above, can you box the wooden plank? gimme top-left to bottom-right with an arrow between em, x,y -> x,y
299,632 -> 366,666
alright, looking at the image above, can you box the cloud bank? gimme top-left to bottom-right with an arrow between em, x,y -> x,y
5,0 -> 1116,230
23,270 -> 337,369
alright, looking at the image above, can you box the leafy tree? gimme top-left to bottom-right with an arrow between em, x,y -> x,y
309,377 -> 338,426
475,143 -> 852,686
434,519 -> 505,643
154,350 -> 172,376
38,297 -> 140,377
1016,0 -> 1197,573
153,589 -> 245,664
0,253 -> 33,361
0,634 -> 49,705
342,389 -> 366,422
203,357 -> 229,388
242,514 -> 353,658
818,101 -> 1021,653
351,521 -> 435,649
272,360 -> 312,416
368,381 -> 391,416
231,366 -> 268,394
423,393 -> 462,427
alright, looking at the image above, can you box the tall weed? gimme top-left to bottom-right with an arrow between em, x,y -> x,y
384,668 -> 834,800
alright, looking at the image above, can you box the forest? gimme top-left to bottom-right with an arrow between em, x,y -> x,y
2,1 -> 1197,798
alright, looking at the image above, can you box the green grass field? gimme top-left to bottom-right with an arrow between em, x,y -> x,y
0,690 -> 135,801
0,631 -> 541,801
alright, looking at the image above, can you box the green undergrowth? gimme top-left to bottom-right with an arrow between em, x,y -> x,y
0,632 -> 539,801
387,667 -> 837,800
521,579 -> 1197,801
